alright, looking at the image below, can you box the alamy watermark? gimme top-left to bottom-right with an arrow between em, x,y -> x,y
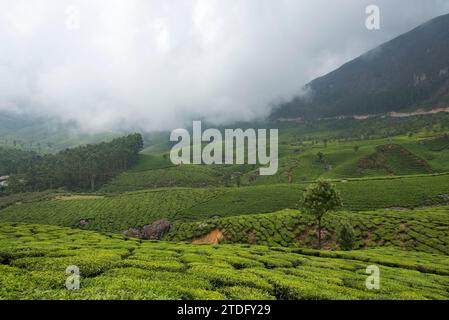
366,5 -> 381,30
170,121 -> 278,176
65,265 -> 80,290
365,265 -> 380,290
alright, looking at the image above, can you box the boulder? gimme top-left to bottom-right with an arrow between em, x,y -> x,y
78,219 -> 90,228
123,228 -> 143,238
142,219 -> 172,240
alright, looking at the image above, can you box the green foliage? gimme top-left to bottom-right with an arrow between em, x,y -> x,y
358,144 -> 432,175
0,191 -> 54,210
2,173 -> 449,233
166,206 -> 449,255
422,135 -> 449,152
302,180 -> 342,248
336,222 -> 355,251
0,188 -> 222,232
0,147 -> 39,176
271,14 -> 449,120
7,134 -> 144,193
101,165 -> 224,192
1,222 -> 448,300
302,180 -> 342,220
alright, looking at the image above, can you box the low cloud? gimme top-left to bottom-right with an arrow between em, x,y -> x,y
0,0 -> 448,132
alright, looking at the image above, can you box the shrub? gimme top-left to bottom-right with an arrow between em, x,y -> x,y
337,222 -> 356,251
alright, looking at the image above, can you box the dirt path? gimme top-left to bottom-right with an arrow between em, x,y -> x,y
193,229 -> 224,244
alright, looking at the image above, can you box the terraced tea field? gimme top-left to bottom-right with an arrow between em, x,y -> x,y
0,189 -> 223,233
100,165 -> 226,192
100,136 -> 449,191
1,173 -> 449,233
1,222 -> 448,300
255,137 -> 449,184
100,159 -> 256,192
357,144 -> 432,176
166,206 -> 449,255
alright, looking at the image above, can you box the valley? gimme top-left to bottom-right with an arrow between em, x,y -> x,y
1,114 -> 449,300
1,11 -> 449,301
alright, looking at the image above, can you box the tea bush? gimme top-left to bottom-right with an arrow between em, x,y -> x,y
0,222 -> 448,300
166,206 -> 449,255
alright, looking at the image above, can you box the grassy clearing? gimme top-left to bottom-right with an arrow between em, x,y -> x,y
0,222 -> 448,300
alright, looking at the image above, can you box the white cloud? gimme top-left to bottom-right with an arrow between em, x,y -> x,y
0,0 -> 448,131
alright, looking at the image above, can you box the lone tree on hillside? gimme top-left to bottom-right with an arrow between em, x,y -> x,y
301,180 -> 342,249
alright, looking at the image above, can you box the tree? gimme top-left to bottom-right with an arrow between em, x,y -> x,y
301,180 -> 342,248
4,133 -> 144,193
353,145 -> 360,153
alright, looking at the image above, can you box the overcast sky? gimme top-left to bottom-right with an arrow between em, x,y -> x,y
0,0 -> 448,132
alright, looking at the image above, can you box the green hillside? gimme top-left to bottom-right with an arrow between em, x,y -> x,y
1,222 -> 448,300
1,173 -> 449,233
0,111 -> 122,153
0,189 -> 222,233
357,144 -> 432,176
166,206 -> 449,255
99,132 -> 449,192
271,13 -> 449,119
100,165 -> 225,192
2,9 -> 449,302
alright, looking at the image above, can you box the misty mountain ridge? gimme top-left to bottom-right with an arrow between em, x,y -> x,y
2,13 -> 449,147
271,13 -> 449,120
0,111 -> 124,152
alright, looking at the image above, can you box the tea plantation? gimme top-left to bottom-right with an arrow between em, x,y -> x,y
1,173 -> 449,233
0,188 -> 224,233
165,206 -> 449,255
1,222 -> 448,300
99,134 -> 449,191
1,131 -> 449,300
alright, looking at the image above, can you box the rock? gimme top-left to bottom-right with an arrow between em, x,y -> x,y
142,219 -> 172,240
123,228 -> 142,238
78,219 -> 90,228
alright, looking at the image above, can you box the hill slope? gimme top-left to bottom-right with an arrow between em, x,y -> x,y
1,173 -> 449,233
1,222 -> 449,300
165,206 -> 449,255
0,111 -> 122,153
272,13 -> 449,119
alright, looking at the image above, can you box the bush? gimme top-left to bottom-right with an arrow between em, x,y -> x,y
337,222 -> 355,251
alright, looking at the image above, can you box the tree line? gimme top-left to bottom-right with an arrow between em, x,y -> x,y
0,148 -> 39,176
3,134 -> 143,193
